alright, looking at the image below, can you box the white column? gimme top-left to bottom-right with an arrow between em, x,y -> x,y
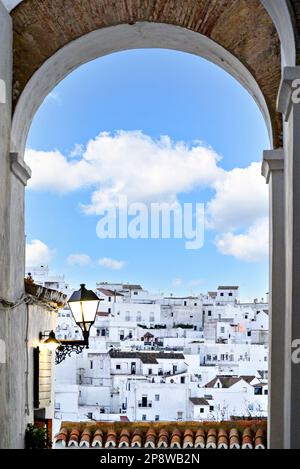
278,66 -> 300,448
0,1 -> 32,449
262,149 -> 285,449
0,1 -> 12,298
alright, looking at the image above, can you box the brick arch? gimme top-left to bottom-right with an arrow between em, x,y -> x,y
11,0 -> 282,146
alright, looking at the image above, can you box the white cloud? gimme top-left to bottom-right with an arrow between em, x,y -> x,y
26,239 -> 55,267
25,131 -> 269,264
98,257 -> 126,270
67,254 -> 92,266
205,162 -> 268,262
206,162 -> 268,232
25,130 -> 223,211
25,149 -> 99,193
215,218 -> 269,262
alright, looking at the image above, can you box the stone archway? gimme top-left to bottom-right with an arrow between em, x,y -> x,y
11,0 -> 282,152
1,0 -> 300,449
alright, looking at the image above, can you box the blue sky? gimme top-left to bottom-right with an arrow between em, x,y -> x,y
25,49 -> 269,301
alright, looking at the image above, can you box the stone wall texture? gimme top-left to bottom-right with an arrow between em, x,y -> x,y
11,0 -> 282,146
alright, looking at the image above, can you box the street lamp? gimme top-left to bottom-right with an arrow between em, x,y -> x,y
55,284 -> 101,365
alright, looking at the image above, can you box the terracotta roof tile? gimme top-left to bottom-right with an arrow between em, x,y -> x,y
54,427 -> 68,447
195,428 -> 206,449
183,429 -> 194,449
254,428 -> 266,449
157,429 -> 169,448
105,428 -> 117,448
218,429 -> 229,449
229,428 -> 240,449
206,428 -> 217,449
170,429 -> 182,449
68,428 -> 80,447
54,421 -> 267,449
118,428 -> 130,448
145,428 -> 156,449
242,428 -> 253,449
131,429 -> 143,448
91,429 -> 103,447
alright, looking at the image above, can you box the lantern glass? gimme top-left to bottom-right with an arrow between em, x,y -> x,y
67,284 -> 100,333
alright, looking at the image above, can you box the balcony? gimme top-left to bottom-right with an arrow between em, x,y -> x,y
138,401 -> 152,408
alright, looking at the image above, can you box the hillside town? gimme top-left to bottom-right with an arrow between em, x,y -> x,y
29,266 -> 269,437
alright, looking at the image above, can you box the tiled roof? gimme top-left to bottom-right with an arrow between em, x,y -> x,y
204,375 -> 249,389
189,398 -> 210,406
122,284 -> 142,290
25,279 -> 67,307
208,291 -> 217,298
54,421 -> 267,449
218,286 -> 239,290
97,288 -> 124,297
108,350 -> 185,363
240,375 -> 256,384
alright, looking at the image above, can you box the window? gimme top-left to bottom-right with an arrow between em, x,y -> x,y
134,291 -> 138,295
54,402 -> 60,410
264,389 -> 268,395
209,406 -> 214,412
142,396 -> 148,407
220,293 -> 224,297
208,311 -> 212,317
181,377 -> 185,384
155,415 -> 159,421
221,327 -> 225,333
96,329 -> 100,337
142,415 -> 147,421
155,394 -> 160,401
229,292 -> 233,297
200,408 -> 204,413
148,369 -> 152,375
108,308 -> 111,314
90,361 -> 93,369
108,296 -> 111,302
184,301 -> 187,306
116,364 -> 121,370
177,411 -> 183,420
87,413 -> 93,419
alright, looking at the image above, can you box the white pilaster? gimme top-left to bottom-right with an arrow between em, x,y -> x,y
262,149 -> 285,449
278,66 -> 300,449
